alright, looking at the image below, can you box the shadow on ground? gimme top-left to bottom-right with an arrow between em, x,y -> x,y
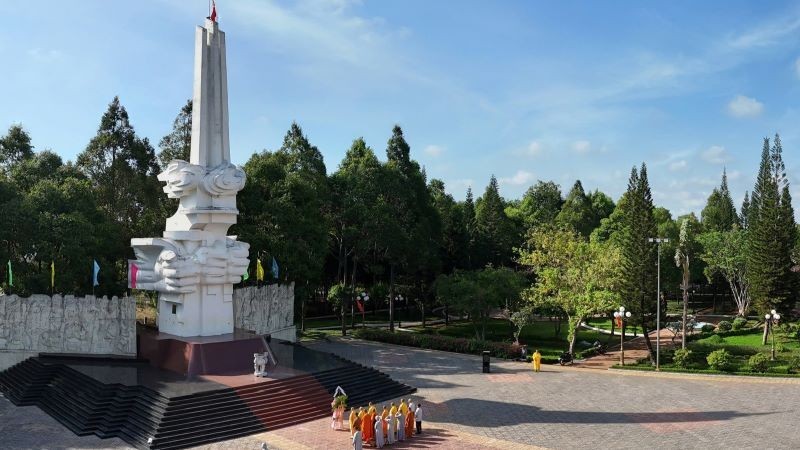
419,397 -> 776,427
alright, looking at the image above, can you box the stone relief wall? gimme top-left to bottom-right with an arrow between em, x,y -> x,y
0,294 -> 136,356
234,284 -> 296,342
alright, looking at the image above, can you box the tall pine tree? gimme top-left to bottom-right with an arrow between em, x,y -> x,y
747,134 -> 797,316
619,163 -> 658,363
701,169 -> 739,232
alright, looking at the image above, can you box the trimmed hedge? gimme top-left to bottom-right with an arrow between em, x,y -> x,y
612,364 -> 800,378
352,328 -> 561,363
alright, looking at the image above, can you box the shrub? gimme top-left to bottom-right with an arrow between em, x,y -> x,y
673,348 -> 692,368
747,353 -> 770,373
788,356 -> 800,374
706,349 -> 734,371
353,328 -> 519,360
704,334 -> 724,344
732,317 -> 747,331
701,324 -> 715,333
716,321 -> 732,332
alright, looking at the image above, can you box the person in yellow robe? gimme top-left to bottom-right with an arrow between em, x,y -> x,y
349,407 -> 357,435
399,399 -> 408,415
380,405 -> 389,436
533,349 -> 542,372
368,402 -> 377,416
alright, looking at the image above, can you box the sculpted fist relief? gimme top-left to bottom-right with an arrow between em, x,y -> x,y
159,160 -> 204,198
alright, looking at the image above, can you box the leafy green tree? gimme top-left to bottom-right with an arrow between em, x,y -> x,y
701,169 -> 739,232
429,179 -> 470,273
520,227 -> 622,355
0,124 -> 34,169
475,175 -> 517,267
590,193 -> 629,244
158,99 -> 192,168
698,229 -> 751,317
435,267 -> 526,341
746,135 -> 797,317
518,180 -> 562,229
674,217 -> 700,348
588,189 -> 615,228
555,180 -> 594,237
462,187 -> 478,268
619,164 -> 658,363
76,97 -> 161,295
237,123 -> 330,314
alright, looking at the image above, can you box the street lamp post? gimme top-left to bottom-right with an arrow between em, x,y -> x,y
357,292 -> 369,328
765,309 -> 781,361
649,237 -> 669,371
613,306 -> 632,366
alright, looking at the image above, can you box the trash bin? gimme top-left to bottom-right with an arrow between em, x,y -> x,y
482,351 -> 490,373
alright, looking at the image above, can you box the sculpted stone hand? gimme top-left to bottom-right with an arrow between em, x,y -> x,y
159,160 -> 204,198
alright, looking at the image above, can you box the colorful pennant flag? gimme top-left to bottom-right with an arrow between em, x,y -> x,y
271,257 -> 279,279
210,0 -> 217,22
256,258 -> 265,282
128,261 -> 139,289
92,260 -> 100,287
242,267 -> 250,282
51,261 -> 55,289
7,260 -> 12,287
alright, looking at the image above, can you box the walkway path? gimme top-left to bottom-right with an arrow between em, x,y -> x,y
578,328 -> 678,370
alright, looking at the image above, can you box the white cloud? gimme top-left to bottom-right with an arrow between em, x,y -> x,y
500,170 -> 535,186
669,160 -> 688,171
572,140 -> 591,154
526,140 -> 543,157
727,95 -> 764,118
423,145 -> 444,157
702,145 -> 730,164
728,16 -> 800,50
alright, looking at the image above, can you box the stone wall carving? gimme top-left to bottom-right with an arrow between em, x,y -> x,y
233,284 -> 296,342
0,294 -> 135,356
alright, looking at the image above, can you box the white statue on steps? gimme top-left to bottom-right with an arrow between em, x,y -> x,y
253,352 -> 269,377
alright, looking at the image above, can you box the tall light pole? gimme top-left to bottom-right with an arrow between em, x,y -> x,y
648,237 -> 669,371
357,292 -> 369,327
765,309 -> 781,361
613,306 -> 632,366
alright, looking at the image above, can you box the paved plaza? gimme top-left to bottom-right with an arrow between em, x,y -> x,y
3,338 -> 800,449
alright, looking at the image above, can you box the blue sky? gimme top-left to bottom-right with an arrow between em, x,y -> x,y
3,1 -> 800,217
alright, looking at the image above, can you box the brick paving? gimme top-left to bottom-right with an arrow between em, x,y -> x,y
4,336 -> 800,449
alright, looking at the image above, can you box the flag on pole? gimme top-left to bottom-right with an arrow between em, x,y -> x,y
7,260 -> 12,287
93,260 -> 100,287
271,257 -> 279,279
242,268 -> 249,282
210,0 -> 217,22
128,261 -> 139,289
256,258 -> 265,281
51,261 -> 55,289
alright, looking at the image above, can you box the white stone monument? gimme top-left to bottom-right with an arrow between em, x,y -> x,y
131,15 -> 249,337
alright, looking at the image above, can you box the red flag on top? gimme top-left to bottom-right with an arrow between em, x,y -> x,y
210,1 -> 217,22
356,300 -> 365,313
128,261 -> 139,289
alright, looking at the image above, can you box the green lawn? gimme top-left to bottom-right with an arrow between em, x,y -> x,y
408,318 -> 630,358
585,318 -> 645,335
624,326 -> 800,375
301,309 -> 440,329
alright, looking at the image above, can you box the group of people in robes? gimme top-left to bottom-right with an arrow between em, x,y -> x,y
349,399 -> 423,449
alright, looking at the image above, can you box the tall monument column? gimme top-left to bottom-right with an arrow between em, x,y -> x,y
131,15 -> 249,337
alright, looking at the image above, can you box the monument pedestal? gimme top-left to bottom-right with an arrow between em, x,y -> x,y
137,327 -> 270,378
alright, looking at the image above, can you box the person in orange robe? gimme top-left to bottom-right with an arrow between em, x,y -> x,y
361,408 -> 373,445
404,406 -> 415,438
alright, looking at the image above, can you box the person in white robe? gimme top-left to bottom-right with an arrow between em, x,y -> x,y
352,430 -> 363,450
386,415 -> 396,445
396,411 -> 406,441
374,416 -> 385,448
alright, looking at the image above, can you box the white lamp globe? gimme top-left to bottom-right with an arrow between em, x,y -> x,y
619,306 -> 625,312
613,312 -> 620,318
765,314 -> 771,319
364,295 -> 369,301
625,311 -> 631,317
775,314 -> 781,321
771,309 -> 777,315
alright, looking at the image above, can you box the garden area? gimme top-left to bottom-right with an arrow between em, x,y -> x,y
617,318 -> 800,376
349,317 -> 633,363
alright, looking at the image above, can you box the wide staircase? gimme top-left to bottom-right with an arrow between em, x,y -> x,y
0,354 -> 415,449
